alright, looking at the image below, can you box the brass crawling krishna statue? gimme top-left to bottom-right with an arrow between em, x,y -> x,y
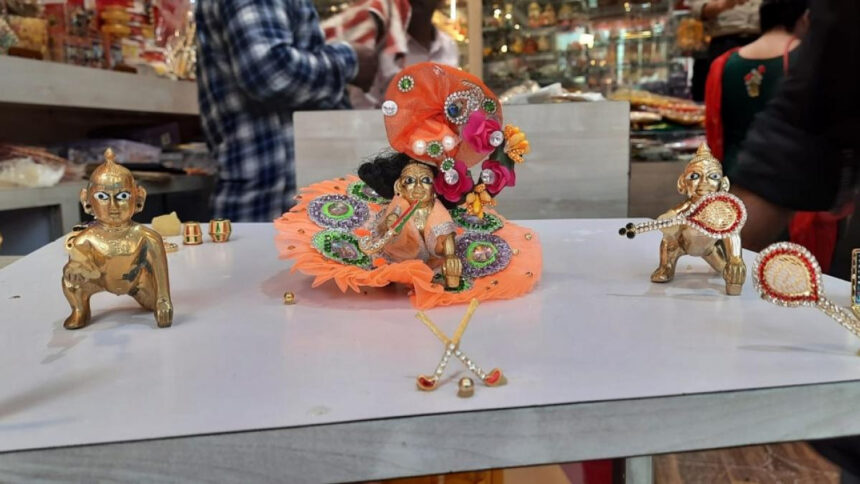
650,144 -> 746,295
620,144 -> 747,295
62,149 -> 173,329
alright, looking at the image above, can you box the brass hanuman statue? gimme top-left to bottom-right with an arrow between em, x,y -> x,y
62,149 -> 173,329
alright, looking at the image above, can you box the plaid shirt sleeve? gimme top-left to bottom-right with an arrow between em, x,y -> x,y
221,0 -> 358,105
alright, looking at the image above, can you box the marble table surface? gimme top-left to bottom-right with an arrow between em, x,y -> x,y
1,220 -> 858,483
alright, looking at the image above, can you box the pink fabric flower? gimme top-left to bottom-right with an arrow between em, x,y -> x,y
434,160 -> 474,202
481,160 -> 516,196
462,111 -> 501,155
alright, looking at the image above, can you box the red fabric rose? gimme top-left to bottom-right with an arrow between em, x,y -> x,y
462,110 -> 501,155
434,160 -> 474,202
481,160 -> 515,195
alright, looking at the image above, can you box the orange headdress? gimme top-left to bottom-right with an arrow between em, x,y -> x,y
381,63 -> 504,169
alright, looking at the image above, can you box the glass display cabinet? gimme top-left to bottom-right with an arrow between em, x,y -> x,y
481,0 -> 686,93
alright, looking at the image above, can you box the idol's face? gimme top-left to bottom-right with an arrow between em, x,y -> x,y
682,162 -> 723,199
89,185 -> 135,225
397,163 -> 435,204
86,173 -> 137,226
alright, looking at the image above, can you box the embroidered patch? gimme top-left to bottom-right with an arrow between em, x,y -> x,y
312,229 -> 372,268
307,194 -> 369,230
450,207 -> 504,233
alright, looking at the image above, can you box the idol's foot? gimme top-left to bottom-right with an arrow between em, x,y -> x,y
650,266 -> 675,283
63,309 -> 90,330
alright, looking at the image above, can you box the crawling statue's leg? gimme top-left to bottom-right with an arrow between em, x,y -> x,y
62,279 -> 101,330
651,237 -> 682,283
129,267 -> 173,328
703,243 -> 744,295
702,244 -> 727,273
715,241 -> 745,296
131,286 -> 155,311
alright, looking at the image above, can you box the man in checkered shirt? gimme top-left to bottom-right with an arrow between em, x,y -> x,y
196,0 -> 377,221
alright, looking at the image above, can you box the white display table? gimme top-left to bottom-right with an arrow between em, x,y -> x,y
1,220 -> 859,483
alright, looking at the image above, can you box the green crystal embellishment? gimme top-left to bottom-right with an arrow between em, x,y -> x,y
427,141 -> 443,158
483,99 -> 497,114
398,76 -> 414,92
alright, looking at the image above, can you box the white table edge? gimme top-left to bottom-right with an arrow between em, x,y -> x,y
1,379 -> 858,483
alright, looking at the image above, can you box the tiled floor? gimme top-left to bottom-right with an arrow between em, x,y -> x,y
655,442 -> 840,484
384,443 -> 841,484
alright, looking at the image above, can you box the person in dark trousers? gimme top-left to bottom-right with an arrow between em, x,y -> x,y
730,0 -> 860,478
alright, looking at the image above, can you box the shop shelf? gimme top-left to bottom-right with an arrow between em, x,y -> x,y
591,35 -> 675,47
0,55 -> 199,115
583,0 -> 672,19
523,52 -> 559,62
617,61 -> 673,69
519,25 -> 558,35
483,24 -> 558,35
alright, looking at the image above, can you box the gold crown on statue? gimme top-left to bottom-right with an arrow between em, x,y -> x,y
687,143 -> 721,171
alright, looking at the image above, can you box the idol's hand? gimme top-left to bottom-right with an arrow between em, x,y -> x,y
155,296 -> 174,328
442,255 -> 462,289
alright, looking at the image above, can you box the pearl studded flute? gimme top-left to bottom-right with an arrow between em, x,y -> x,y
754,242 -> 860,338
618,192 -> 747,239
358,200 -> 420,255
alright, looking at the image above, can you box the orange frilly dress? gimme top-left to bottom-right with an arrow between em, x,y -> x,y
274,63 -> 542,309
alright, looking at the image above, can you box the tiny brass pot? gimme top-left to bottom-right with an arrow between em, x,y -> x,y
209,218 -> 232,243
183,222 -> 203,245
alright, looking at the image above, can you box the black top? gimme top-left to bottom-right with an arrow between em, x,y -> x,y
730,0 -> 860,212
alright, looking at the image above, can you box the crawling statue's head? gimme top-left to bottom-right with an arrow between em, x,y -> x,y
80,148 -> 146,227
677,144 -> 730,201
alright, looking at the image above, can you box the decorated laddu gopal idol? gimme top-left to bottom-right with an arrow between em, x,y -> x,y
619,144 -> 747,295
62,149 -> 173,329
276,62 -> 542,308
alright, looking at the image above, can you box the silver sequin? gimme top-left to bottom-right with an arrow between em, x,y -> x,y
381,100 -> 398,116
480,169 -> 496,185
444,169 -> 459,185
489,130 -> 504,147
